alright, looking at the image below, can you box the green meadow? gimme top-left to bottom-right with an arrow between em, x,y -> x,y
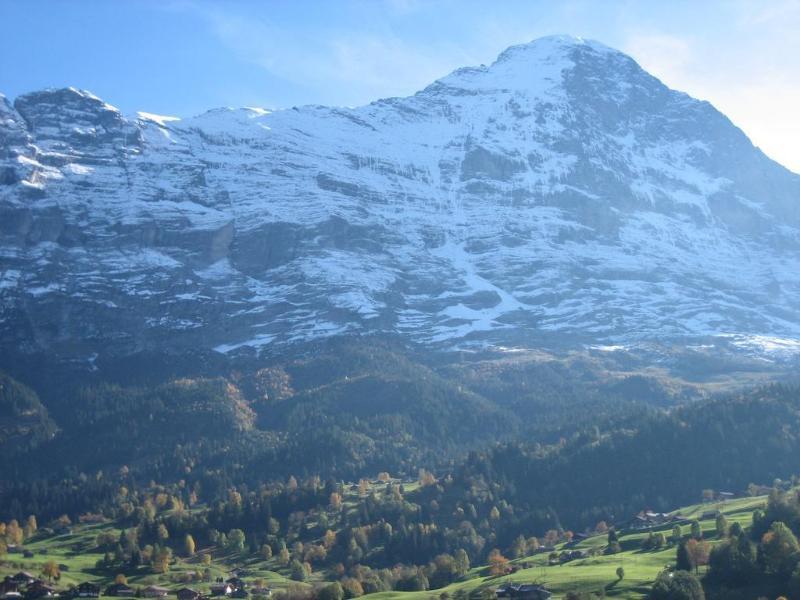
0,494 -> 768,600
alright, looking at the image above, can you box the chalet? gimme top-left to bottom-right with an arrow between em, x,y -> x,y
1,579 -> 20,595
250,589 -> 271,598
142,587 -> 169,599
495,584 -> 551,600
1,592 -> 23,600
700,510 -> 721,520
10,575 -> 35,587
495,585 -> 513,598
25,582 -> 57,600
559,549 -> 589,563
209,585 -> 233,597
672,513 -> 687,522
644,511 -> 670,523
625,510 -> 680,530
74,583 -> 100,599
176,588 -> 201,600
225,578 -> 246,591
230,590 -> 248,600
104,584 -> 135,597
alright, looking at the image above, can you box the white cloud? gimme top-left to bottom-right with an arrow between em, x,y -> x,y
734,0 -> 800,26
192,5 -> 468,107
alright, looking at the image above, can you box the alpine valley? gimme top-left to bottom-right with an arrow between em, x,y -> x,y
4,33 -> 800,600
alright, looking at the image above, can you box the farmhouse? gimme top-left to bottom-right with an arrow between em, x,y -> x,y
104,584 -> 135,597
176,588 -> 201,600
625,510 -> 682,530
209,584 -> 233,597
559,549 -> 589,563
142,587 -> 169,599
1,579 -> 20,595
10,575 -> 35,587
74,583 -> 100,599
495,583 -> 552,600
225,578 -> 246,591
24,582 -> 57,600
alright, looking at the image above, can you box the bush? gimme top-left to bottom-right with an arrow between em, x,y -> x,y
649,570 -> 704,600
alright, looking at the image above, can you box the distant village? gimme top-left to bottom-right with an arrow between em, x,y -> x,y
1,572 -> 271,600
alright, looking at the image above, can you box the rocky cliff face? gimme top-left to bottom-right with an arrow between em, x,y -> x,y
1,35 -> 799,359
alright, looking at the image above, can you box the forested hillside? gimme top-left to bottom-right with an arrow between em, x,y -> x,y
2,350 -> 800,600
0,337 -> 671,494
0,370 -> 57,453
3,372 -> 800,558
440,384 -> 800,536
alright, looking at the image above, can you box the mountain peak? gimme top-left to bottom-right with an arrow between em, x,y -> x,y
15,86 -> 119,113
494,34 -> 615,62
12,86 -> 131,148
428,34 -> 628,96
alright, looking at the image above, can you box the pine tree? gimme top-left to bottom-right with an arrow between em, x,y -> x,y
690,520 -> 702,540
676,541 -> 692,571
671,525 -> 682,544
455,549 -> 470,576
715,514 -> 729,538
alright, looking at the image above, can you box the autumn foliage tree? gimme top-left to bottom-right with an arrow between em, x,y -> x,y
760,521 -> 800,577
685,539 -> 711,573
488,549 -> 509,576
418,469 -> 437,487
41,561 -> 60,582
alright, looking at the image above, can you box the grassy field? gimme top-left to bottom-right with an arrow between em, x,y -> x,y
0,518 -> 307,594
367,494 -> 769,600
0,492 -> 769,600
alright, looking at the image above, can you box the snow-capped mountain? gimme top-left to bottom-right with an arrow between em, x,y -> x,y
1,35 -> 799,358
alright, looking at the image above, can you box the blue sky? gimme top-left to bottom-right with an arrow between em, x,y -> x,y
1,0 -> 798,171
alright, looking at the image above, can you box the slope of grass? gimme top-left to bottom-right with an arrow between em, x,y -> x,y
0,492 -> 769,599
367,494 -> 769,600
0,521 -> 302,594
